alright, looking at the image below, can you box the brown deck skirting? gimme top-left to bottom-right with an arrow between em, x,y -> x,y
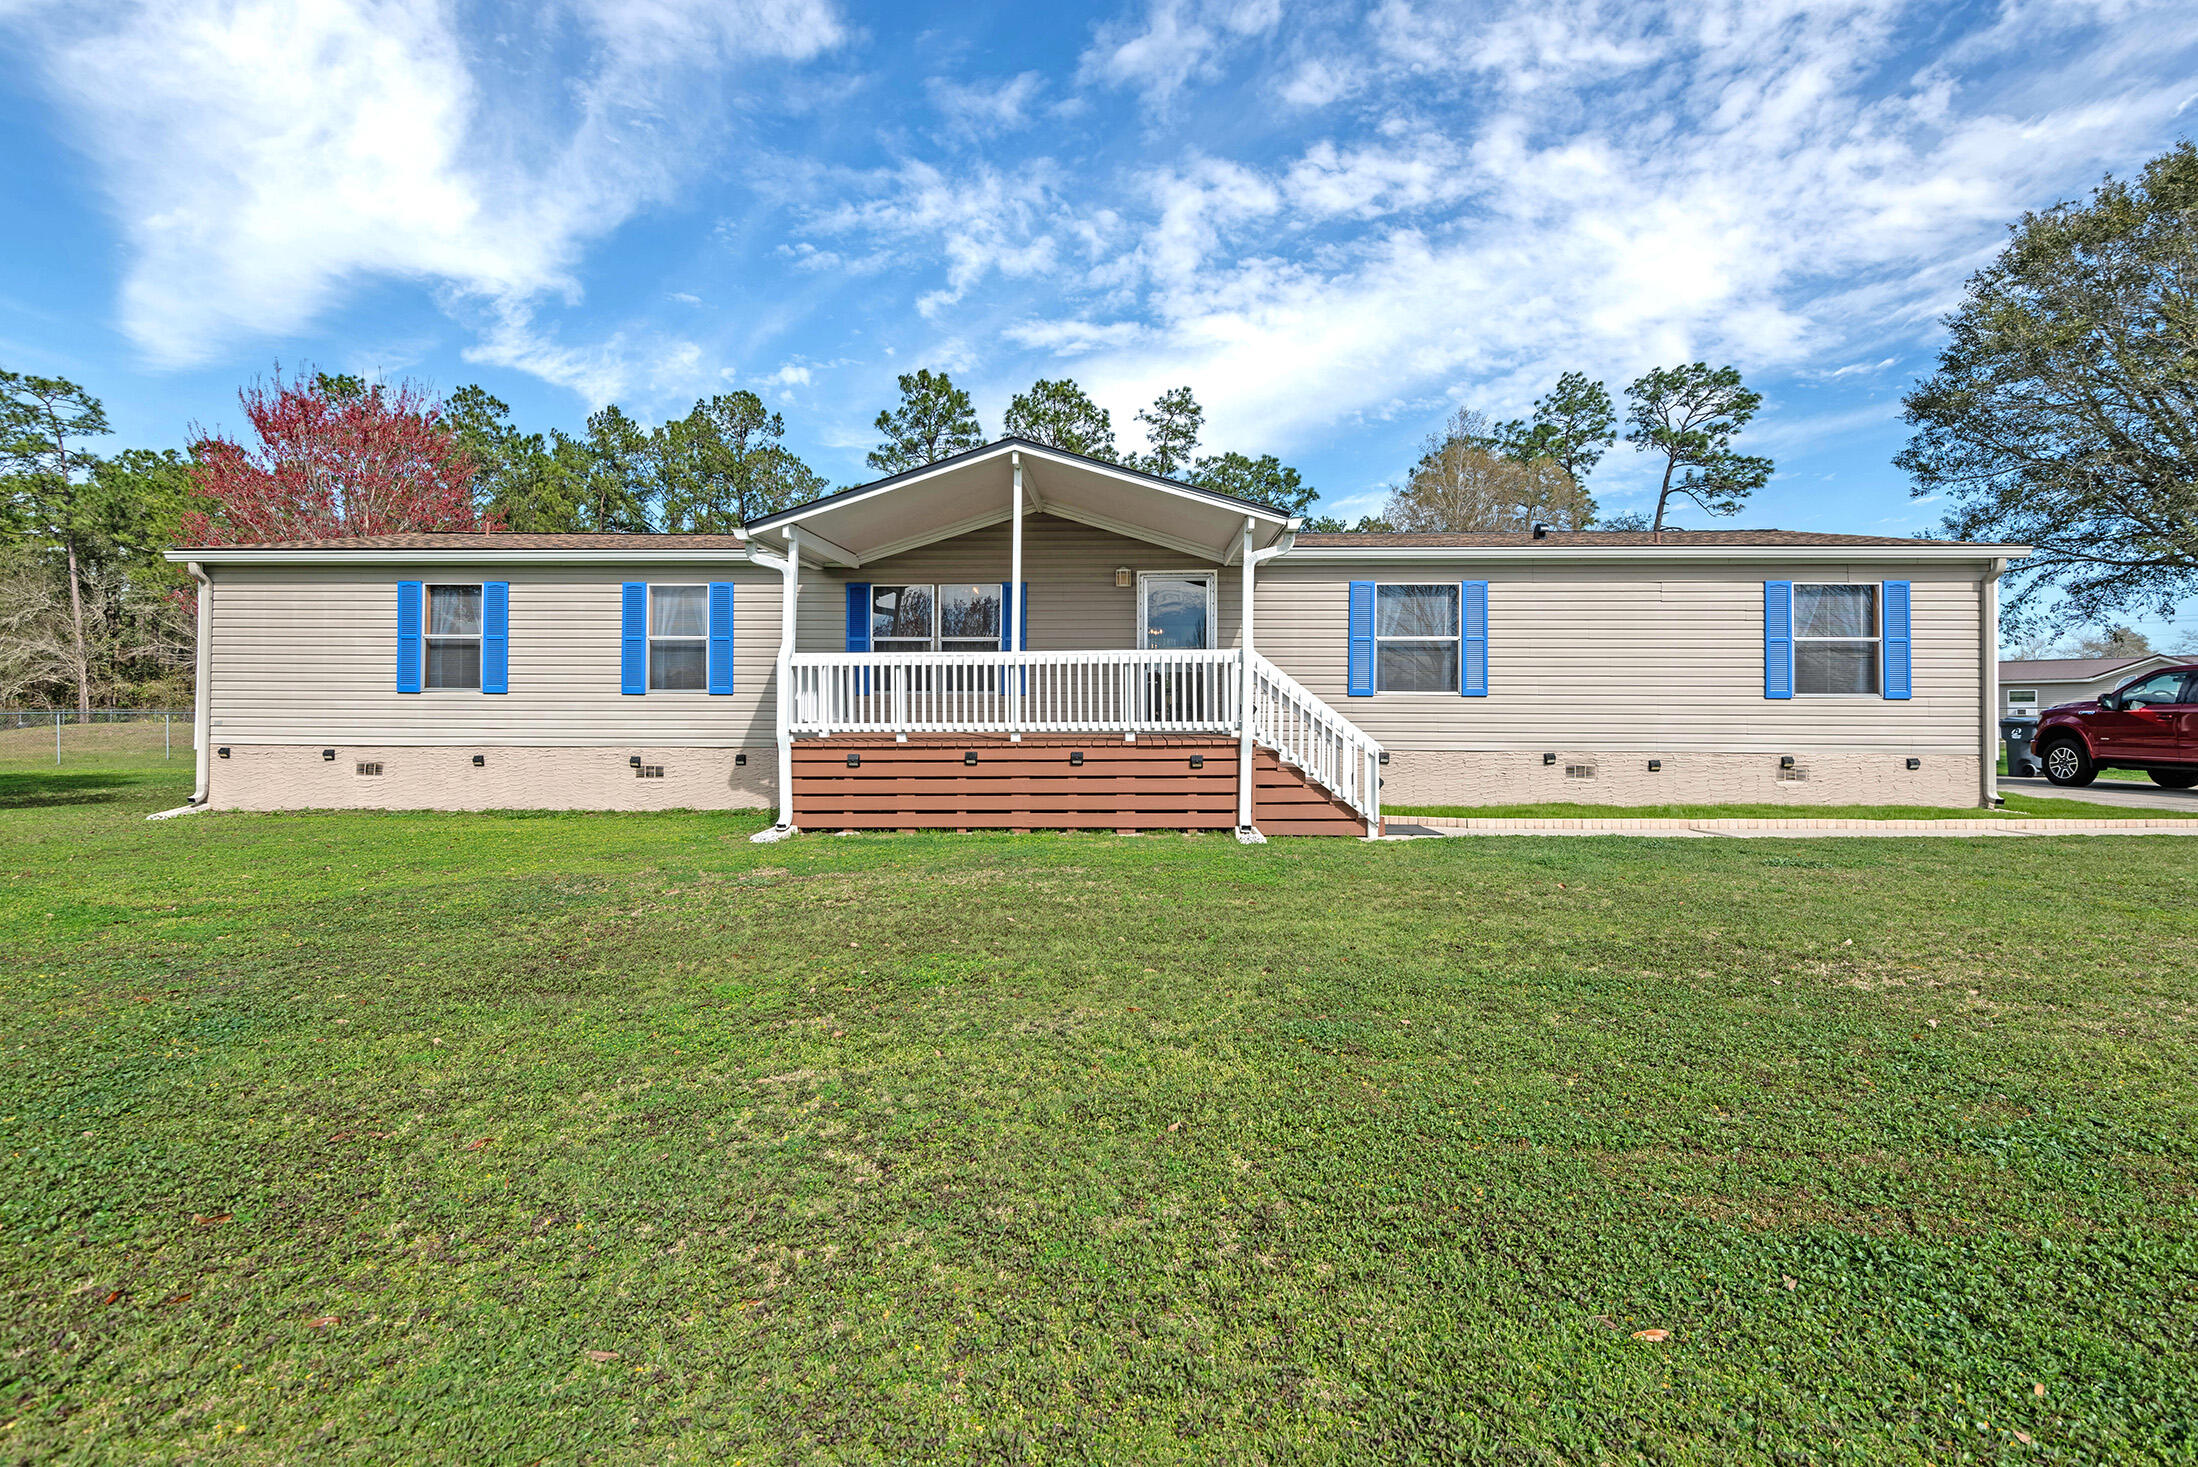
791,733 -> 1368,835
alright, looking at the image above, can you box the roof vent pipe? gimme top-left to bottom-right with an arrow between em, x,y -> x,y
1531,523 -> 1548,539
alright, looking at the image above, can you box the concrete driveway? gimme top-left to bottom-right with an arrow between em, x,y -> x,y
2002,774 -> 2198,814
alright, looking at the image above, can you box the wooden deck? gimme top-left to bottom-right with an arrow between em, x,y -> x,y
791,734 -> 1371,836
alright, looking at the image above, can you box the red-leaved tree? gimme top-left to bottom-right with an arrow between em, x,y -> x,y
181,371 -> 499,544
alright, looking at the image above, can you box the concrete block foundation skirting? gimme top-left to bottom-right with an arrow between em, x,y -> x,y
206,745 -> 776,812
1379,750 -> 1982,808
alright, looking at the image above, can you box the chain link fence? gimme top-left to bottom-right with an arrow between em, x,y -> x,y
1,709 -> 195,767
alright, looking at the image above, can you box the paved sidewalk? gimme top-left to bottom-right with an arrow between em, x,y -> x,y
1390,814 -> 2198,838
2001,774 -> 2198,814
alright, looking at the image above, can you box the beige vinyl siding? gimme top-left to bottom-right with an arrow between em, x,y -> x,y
795,515 -> 1238,652
1252,560 -> 1987,754
206,562 -> 779,746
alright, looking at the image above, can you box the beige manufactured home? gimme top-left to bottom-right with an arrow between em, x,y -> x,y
168,439 -> 2025,836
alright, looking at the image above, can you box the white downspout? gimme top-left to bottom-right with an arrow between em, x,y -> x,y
1981,557 -> 2003,809
1236,518 -> 1260,841
748,530 -> 801,842
188,561 -> 212,804
1009,453 -> 1024,739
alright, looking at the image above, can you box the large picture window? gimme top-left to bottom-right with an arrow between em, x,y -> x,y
649,584 -> 708,690
1794,584 -> 1880,695
1376,583 -> 1460,692
425,584 -> 482,689
871,583 -> 1002,651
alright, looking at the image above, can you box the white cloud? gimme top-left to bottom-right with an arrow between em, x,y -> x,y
4,0 -> 845,374
1079,0 -> 1284,106
927,70 -> 1046,134
458,299 -> 716,409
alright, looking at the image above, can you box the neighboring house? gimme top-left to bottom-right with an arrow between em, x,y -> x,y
167,439 -> 2027,835
1999,655 -> 2187,717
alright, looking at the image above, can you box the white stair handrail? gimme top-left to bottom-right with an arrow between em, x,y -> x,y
1245,651 -> 1384,828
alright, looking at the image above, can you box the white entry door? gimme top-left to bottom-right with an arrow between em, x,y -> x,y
1139,573 -> 1215,649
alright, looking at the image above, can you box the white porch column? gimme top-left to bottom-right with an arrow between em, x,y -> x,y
1010,453 -> 1025,736
751,528 -> 802,841
1237,516 -> 1257,836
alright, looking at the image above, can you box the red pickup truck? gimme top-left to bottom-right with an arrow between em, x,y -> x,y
2032,664 -> 2198,789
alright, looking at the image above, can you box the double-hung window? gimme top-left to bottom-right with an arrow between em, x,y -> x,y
870,585 -> 935,653
648,584 -> 708,690
1375,583 -> 1460,692
1794,584 -> 1880,695
425,585 -> 483,690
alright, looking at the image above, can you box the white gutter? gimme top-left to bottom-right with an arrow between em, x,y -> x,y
187,561 -> 212,805
1280,544 -> 2032,562
747,536 -> 800,843
165,547 -> 747,566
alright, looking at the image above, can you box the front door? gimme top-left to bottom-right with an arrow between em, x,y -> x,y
2091,670 -> 2189,763
1140,573 -> 1213,649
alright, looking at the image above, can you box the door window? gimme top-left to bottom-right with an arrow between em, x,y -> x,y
1142,575 -> 1212,649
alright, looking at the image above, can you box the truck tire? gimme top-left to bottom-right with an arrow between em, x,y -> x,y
2148,769 -> 2198,790
2041,737 -> 2097,787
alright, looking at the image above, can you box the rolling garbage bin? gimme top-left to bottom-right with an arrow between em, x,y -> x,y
2001,717 -> 2041,777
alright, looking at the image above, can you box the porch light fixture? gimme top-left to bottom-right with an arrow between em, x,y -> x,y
1906,757 -> 1921,770
322,748 -> 335,761
1114,567 -> 1133,587
1780,755 -> 1796,769
472,754 -> 486,767
964,751 -> 978,766
1069,751 -> 1084,766
846,753 -> 861,768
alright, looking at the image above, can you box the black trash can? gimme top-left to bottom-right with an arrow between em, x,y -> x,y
2001,717 -> 2041,778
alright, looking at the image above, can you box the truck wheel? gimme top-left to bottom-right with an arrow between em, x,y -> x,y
2148,769 -> 2198,790
2041,738 -> 2097,787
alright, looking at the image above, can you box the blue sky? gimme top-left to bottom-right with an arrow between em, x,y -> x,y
3,0 -> 2196,629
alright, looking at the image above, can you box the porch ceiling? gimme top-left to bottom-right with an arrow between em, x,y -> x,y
747,438 -> 1295,567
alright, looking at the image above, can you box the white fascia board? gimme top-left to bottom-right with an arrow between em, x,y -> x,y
167,548 -> 752,566
1278,544 -> 2031,563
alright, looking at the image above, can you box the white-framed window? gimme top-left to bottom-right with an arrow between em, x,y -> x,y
1794,583 -> 1880,696
425,584 -> 483,690
870,583 -> 1003,651
1376,583 -> 1460,693
648,584 -> 708,690
2006,688 -> 2038,710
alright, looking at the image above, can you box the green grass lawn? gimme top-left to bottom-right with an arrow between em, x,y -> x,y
5,756 -> 2195,1462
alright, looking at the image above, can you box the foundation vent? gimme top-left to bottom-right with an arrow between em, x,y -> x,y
355,762 -> 383,777
636,764 -> 665,779
1564,763 -> 1596,780
1778,764 -> 1810,783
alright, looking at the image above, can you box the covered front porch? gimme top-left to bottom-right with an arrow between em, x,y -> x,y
740,440 -> 1383,837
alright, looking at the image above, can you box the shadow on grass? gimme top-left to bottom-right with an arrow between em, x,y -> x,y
0,772 -> 139,809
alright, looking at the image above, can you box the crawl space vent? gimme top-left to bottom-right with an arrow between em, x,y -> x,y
1564,763 -> 1597,780
1778,764 -> 1810,783
636,764 -> 665,779
355,762 -> 383,777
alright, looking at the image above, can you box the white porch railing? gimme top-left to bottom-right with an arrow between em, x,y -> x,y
789,649 -> 1241,736
1247,651 -> 1383,827
785,647 -> 1383,828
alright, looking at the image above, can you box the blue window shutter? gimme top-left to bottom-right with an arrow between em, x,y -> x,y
1347,581 -> 1375,696
482,581 -> 509,694
1764,581 -> 1794,699
1460,580 -> 1488,697
396,580 -> 423,693
845,582 -> 871,652
1882,580 -> 1912,700
620,582 -> 646,695
707,582 -> 735,695
998,582 -> 1030,650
